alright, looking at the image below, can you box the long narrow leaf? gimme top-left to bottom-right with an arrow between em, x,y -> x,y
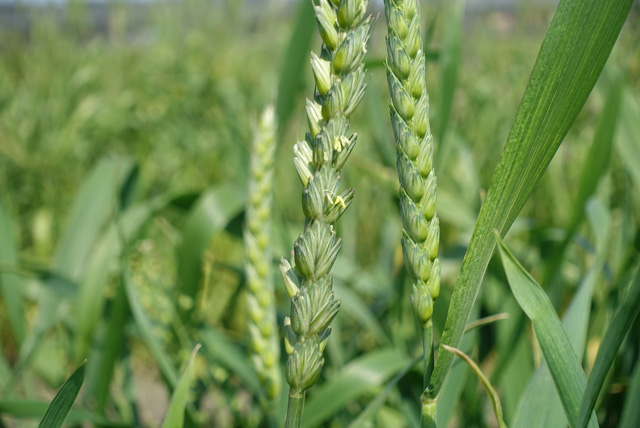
497,237 -> 597,428
429,0 -> 633,399
0,400 -> 126,427
513,266 -> 600,428
162,344 -> 201,428
53,157 -> 136,280
576,266 -> 640,428
38,361 -> 86,428
75,196 -> 168,362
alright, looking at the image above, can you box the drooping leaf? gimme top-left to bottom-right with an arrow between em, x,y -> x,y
512,266 -> 601,428
497,237 -> 598,428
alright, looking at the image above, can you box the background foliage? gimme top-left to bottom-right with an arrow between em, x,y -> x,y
0,1 -> 639,427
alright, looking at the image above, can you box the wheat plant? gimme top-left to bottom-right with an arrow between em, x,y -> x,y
279,0 -> 372,426
244,106 -> 281,415
383,0 -> 440,425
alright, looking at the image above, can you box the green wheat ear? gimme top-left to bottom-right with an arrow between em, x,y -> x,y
244,106 -> 281,404
280,0 -> 372,425
384,0 -> 440,328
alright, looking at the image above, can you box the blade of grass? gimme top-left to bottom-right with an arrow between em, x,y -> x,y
53,157 -> 136,280
161,344 -> 201,428
512,264 -> 601,428
75,195 -> 169,362
0,197 -> 25,346
576,266 -> 640,428
83,277 -> 130,413
497,237 -> 598,428
38,360 -> 86,428
428,0 -> 634,400
0,400 -> 127,427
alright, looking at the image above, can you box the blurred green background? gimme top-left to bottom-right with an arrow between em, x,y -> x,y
0,1 -> 639,427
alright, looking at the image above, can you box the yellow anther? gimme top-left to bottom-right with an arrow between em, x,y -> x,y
334,196 -> 347,209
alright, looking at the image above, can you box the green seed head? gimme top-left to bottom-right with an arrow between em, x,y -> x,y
284,0 -> 371,398
385,0 -> 440,326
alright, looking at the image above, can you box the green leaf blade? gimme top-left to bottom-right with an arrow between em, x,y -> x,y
162,344 -> 201,428
38,361 -> 86,428
497,238 -> 597,428
429,0 -> 633,399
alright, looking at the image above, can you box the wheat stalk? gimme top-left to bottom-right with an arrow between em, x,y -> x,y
280,1 -> 372,426
383,0 -> 440,425
244,106 -> 281,411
